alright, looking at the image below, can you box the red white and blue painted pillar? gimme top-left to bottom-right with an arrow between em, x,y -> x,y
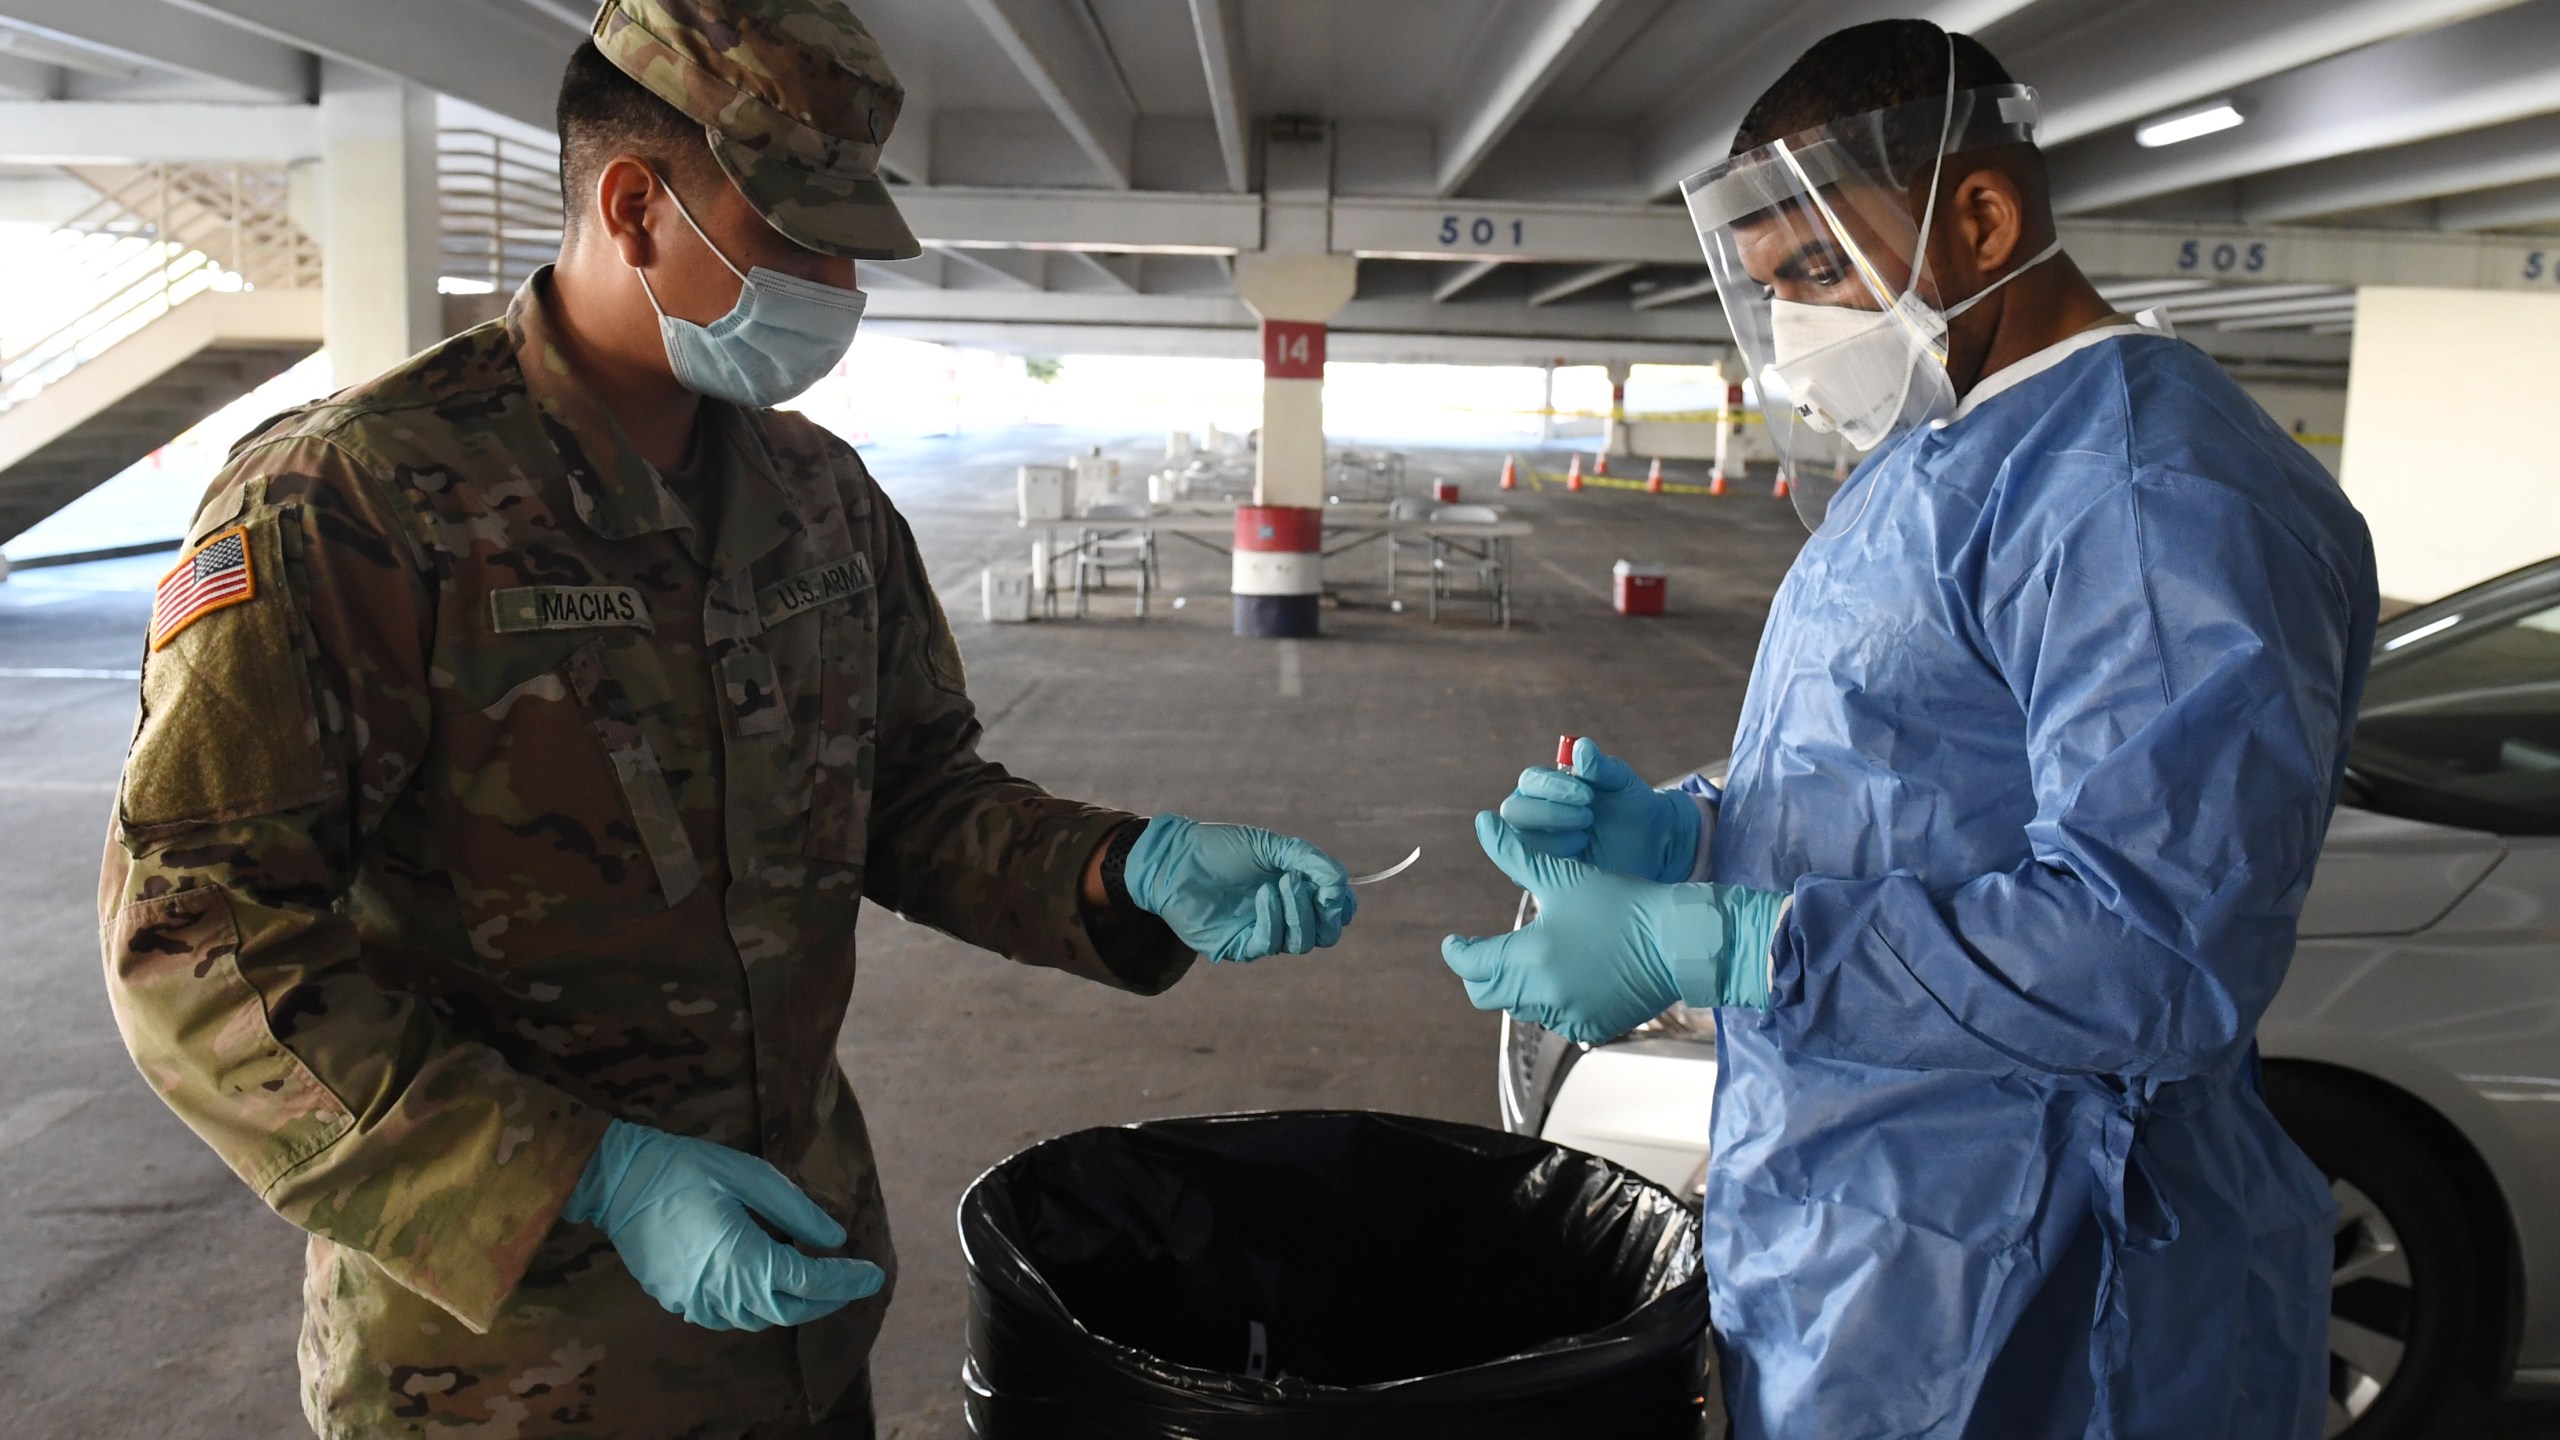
1230,254 -> 1357,638
1233,502 -> 1323,636
1234,319 -> 1325,636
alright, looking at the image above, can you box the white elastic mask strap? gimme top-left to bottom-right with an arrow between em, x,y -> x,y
656,176 -> 748,283
1941,235 -> 2065,321
1771,142 -> 1908,337
633,174 -> 747,322
1904,34 -> 1961,307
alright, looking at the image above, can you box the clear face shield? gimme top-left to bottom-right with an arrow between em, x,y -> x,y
1681,82 -> 2044,529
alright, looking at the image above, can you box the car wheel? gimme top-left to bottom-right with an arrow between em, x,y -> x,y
2263,1069 -> 2485,1440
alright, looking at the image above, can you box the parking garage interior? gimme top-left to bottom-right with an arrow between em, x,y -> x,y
5,2 -> 2560,1437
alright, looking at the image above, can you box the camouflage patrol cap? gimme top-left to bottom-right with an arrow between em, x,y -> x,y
592,0 -> 921,261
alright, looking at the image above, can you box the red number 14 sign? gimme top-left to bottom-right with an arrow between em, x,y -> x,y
1262,320 -> 1326,380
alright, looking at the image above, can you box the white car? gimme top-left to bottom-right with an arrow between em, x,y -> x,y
1498,558 -> 2560,1440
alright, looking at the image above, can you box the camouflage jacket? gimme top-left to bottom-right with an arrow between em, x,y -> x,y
99,270 -> 1190,1437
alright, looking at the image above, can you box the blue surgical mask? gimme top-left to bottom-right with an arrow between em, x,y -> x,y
634,181 -> 866,409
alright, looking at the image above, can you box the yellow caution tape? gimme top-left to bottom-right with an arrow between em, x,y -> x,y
1619,409 -> 1755,424
1524,468 -> 1726,497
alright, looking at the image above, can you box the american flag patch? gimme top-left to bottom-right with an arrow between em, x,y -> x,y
150,527 -> 256,651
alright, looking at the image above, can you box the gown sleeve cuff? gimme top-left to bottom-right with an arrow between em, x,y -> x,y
1666,883 -> 1785,1010
1670,774 -> 1722,883
1715,888 -> 1785,1010
1754,896 -> 1793,1009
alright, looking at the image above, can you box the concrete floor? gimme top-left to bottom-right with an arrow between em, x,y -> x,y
1,429 -> 2551,1438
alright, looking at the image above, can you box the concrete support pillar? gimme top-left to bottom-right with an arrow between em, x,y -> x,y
1230,252 -> 1356,637
2343,285 -> 2560,601
1538,360 -> 1557,445
1602,359 -> 1633,460
320,62 -> 441,388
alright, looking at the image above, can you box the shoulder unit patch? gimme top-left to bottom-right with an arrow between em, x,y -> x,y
150,527 -> 256,651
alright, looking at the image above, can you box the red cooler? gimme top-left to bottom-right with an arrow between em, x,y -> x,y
1433,480 -> 1460,503
1612,560 -> 1666,616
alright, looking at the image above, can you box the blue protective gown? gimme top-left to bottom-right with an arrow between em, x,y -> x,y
1703,330 -> 2377,1440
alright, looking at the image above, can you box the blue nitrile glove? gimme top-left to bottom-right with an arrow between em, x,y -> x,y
1497,737 -> 1704,883
1441,812 -> 1786,1044
1123,815 -> 1358,962
563,1119 -> 884,1332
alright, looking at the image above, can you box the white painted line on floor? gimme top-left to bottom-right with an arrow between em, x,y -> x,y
0,667 -> 139,680
0,1088 -> 101,1153
1277,639 -> 1303,698
1536,556 -> 1612,604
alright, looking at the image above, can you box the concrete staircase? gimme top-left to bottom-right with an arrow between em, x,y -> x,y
0,137 -> 562,549
0,291 -> 321,544
0,164 -> 324,548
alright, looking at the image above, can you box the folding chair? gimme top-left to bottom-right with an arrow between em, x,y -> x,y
1383,495 -> 1432,594
1428,504 -> 1509,627
1075,500 -> 1158,617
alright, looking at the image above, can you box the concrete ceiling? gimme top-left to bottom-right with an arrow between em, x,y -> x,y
8,0 -> 2560,369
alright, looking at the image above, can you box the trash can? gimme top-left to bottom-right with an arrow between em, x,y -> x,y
960,1110 -> 1710,1439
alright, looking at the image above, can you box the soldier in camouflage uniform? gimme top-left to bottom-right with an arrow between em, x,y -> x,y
98,2 -> 1357,1435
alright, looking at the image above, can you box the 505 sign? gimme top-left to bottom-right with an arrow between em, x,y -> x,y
2175,238 -> 2271,275
1438,214 -> 1527,248
2519,251 -> 2560,283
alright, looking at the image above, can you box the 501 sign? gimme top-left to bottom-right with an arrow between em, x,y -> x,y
1438,214 -> 1527,248
2519,252 -> 2560,283
2175,238 -> 2271,275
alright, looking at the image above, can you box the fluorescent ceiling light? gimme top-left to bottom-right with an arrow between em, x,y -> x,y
2215,311 -> 2356,331
2134,102 -> 2244,149
2096,278 -> 2213,303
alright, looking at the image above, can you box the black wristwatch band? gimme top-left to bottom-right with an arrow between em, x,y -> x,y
1098,819 -> 1145,914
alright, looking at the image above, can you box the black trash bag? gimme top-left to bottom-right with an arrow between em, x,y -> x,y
960,1109 -> 1710,1439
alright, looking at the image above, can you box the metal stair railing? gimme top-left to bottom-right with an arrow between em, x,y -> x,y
0,164 -> 321,417
439,129 -> 564,297
2,134 -> 559,421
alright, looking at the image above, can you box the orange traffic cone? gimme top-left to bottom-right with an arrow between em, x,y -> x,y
1771,470 -> 1792,499
1645,457 -> 1664,494
1499,453 -> 1519,490
1566,454 -> 1585,492
1708,468 -> 1728,497
1594,449 -> 1610,477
